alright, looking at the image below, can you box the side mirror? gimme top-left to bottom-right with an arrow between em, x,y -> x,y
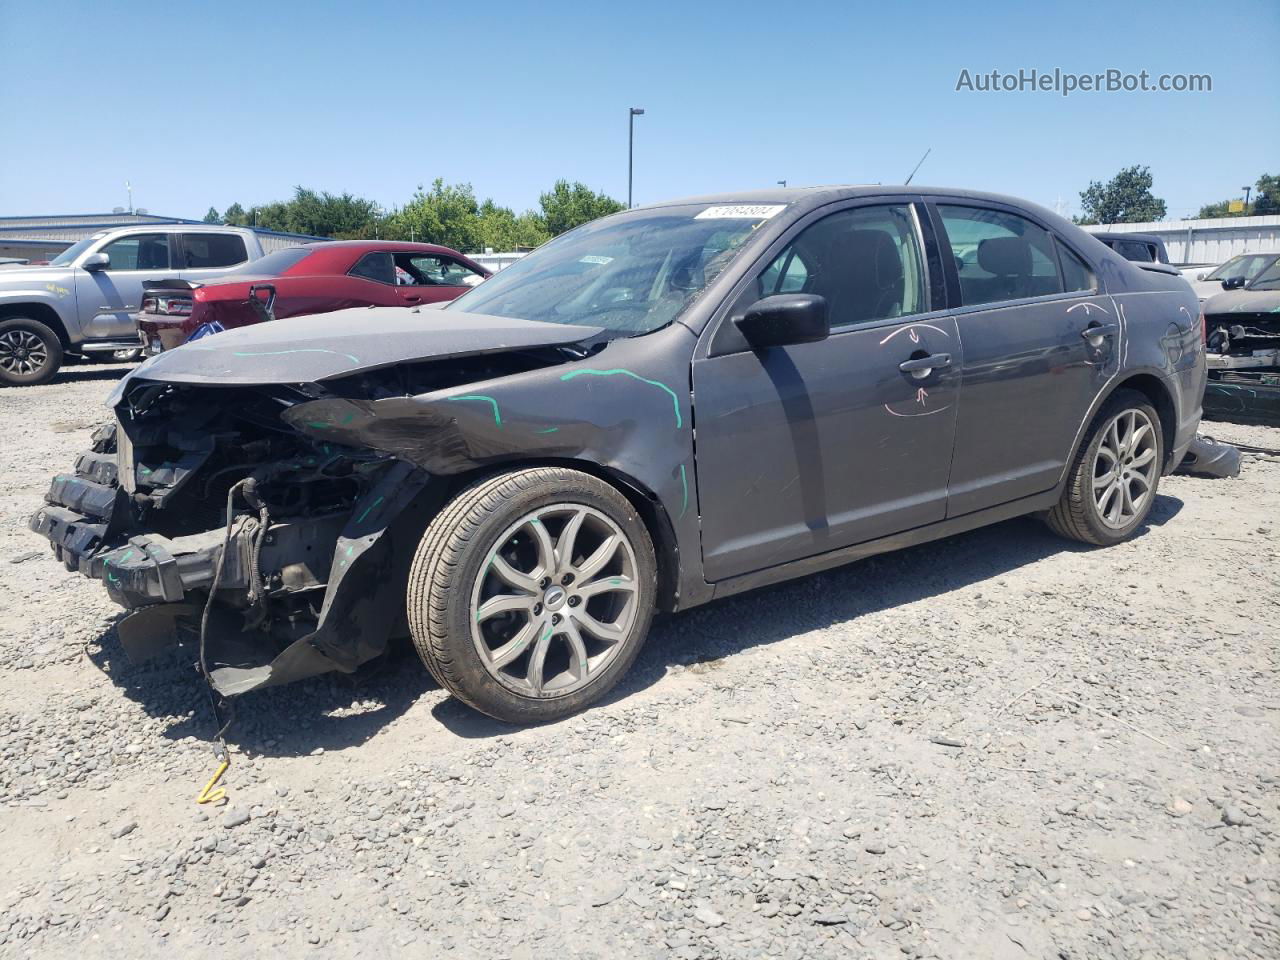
1196,272 -> 1208,281
82,252 -> 110,272
734,294 -> 829,349
1222,276 -> 1247,290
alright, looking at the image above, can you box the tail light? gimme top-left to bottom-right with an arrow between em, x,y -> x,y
141,295 -> 193,316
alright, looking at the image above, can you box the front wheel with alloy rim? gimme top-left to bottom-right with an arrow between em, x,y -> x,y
0,317 -> 63,386
407,467 -> 657,723
1046,389 -> 1163,546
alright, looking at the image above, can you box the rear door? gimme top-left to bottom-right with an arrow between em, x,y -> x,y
72,232 -> 175,340
692,199 -> 961,581
930,201 -> 1116,516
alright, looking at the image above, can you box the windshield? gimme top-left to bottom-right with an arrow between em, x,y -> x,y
1207,253 -> 1275,281
50,234 -> 108,267
445,203 -> 785,334
223,246 -> 313,276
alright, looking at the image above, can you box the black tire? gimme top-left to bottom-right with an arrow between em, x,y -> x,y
407,467 -> 657,724
0,317 -> 63,386
1045,389 -> 1163,546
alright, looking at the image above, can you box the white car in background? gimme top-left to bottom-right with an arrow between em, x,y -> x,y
1188,252 -> 1280,301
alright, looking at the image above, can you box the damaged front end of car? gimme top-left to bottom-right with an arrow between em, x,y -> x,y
1203,293 -> 1280,427
31,381 -> 442,696
28,308 -> 648,698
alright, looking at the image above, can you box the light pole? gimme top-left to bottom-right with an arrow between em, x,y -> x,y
777,180 -> 787,188
1243,186 -> 1253,212
628,107 -> 645,208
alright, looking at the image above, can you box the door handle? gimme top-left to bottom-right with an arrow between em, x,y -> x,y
402,294 -> 422,303
898,353 -> 952,379
1080,323 -> 1119,343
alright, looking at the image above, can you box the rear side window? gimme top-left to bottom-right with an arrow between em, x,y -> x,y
225,246 -> 312,276
1113,239 -> 1155,263
182,233 -> 247,268
100,233 -> 171,271
937,205 -> 1063,307
349,252 -> 395,284
183,236 -> 247,271
1058,243 -> 1095,293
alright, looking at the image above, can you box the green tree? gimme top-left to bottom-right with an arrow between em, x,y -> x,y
538,180 -> 624,236
284,187 -> 381,237
1194,200 -> 1234,219
202,206 -> 221,224
475,199 -> 550,251
1252,173 -> 1279,216
1193,172 -> 1279,219
385,179 -> 483,251
222,202 -> 247,226
1076,166 -> 1166,225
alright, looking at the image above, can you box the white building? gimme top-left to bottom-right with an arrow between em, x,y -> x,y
1086,215 -> 1280,266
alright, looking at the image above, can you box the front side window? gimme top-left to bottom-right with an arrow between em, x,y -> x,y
182,233 -> 247,268
1247,260 -> 1280,291
100,233 -> 171,271
937,205 -> 1063,307
399,253 -> 486,287
751,204 -> 927,326
349,251 -> 395,284
447,203 -> 779,335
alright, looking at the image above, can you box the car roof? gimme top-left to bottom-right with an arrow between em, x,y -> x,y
306,239 -> 465,255
634,184 -> 1073,226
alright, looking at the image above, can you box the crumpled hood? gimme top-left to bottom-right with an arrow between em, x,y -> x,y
1203,288 -> 1280,317
122,306 -> 606,385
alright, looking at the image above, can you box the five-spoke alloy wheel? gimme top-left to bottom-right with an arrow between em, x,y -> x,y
407,467 -> 656,723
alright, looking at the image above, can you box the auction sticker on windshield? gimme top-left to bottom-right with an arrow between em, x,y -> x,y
695,204 -> 787,220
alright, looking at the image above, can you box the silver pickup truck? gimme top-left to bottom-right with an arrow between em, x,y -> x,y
0,225 -> 293,386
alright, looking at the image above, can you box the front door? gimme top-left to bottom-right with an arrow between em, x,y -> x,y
929,202 -> 1117,516
692,202 -> 961,582
395,252 -> 487,306
73,232 -> 174,340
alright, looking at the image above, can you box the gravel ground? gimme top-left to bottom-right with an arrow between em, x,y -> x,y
1,362 -> 1277,959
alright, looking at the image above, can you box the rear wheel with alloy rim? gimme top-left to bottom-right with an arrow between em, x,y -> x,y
1046,389 -> 1163,546
0,317 -> 63,386
407,467 -> 657,723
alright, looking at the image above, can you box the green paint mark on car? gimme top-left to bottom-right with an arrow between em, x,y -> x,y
558,368 -> 682,429
448,395 -> 502,426
356,495 -> 384,525
305,421 -> 333,431
536,427 -> 560,434
679,464 -> 689,518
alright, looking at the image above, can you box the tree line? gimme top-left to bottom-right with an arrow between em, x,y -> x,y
202,179 -> 625,251
1075,166 -> 1278,225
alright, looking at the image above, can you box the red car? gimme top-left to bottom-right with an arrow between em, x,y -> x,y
136,241 -> 491,352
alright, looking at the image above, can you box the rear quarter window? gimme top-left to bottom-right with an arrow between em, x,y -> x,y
182,233 -> 248,268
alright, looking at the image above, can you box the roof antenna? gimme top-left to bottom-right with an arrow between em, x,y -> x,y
904,148 -> 932,186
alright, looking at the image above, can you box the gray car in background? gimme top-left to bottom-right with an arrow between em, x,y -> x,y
0,225 -> 286,385
32,186 -> 1205,724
